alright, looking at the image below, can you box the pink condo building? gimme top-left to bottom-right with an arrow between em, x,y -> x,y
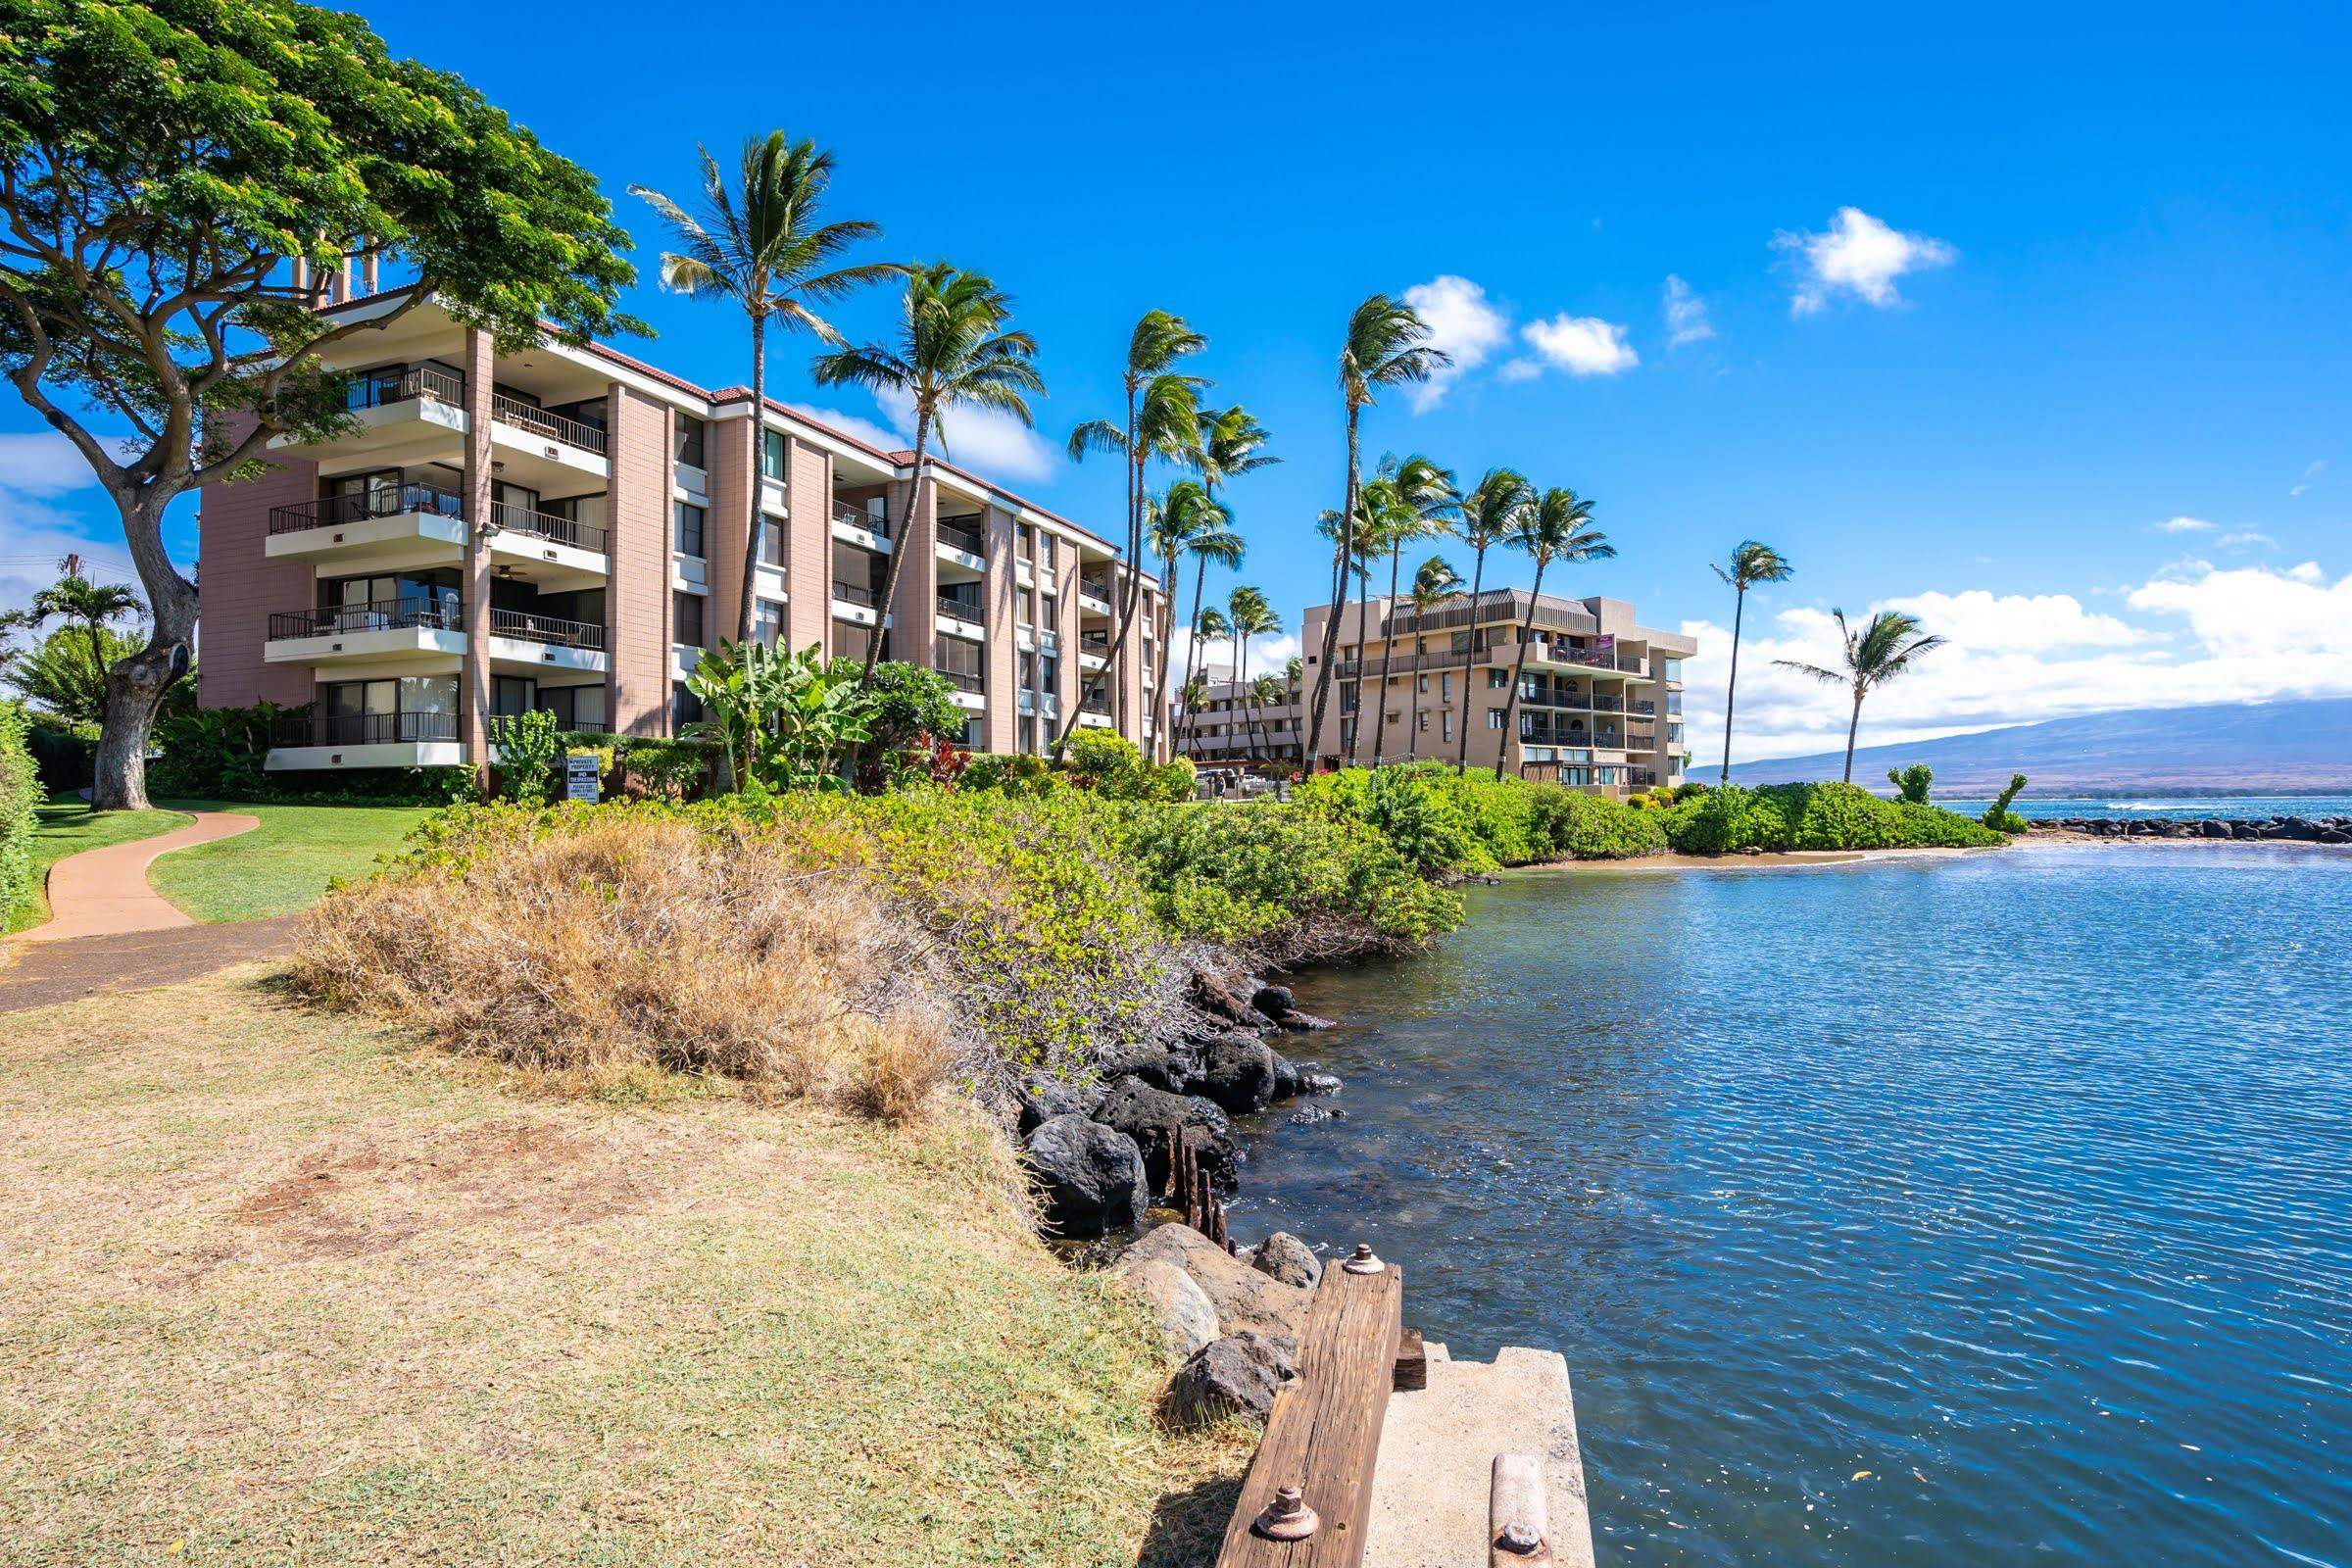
197,288 -> 1166,772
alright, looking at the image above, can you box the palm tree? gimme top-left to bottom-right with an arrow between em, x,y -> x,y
631,133 -> 897,643
30,556 -> 142,685
1497,487 -> 1613,779
1365,455 -> 1460,764
1401,555 -> 1463,760
1452,468 -> 1534,772
1305,295 -> 1450,760
1059,313 -> 1208,756
1774,609 -> 1946,783
812,264 -> 1044,684
1711,540 -> 1794,786
1315,506 -> 1378,761
1226,586 -> 1280,763
1147,478 -> 1242,750
1185,404 -> 1276,700
1250,673 -> 1285,768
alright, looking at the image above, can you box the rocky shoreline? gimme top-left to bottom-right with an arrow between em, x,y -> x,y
2027,812 -> 2352,844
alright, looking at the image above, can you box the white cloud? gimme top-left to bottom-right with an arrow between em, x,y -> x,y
1518,315 -> 1639,377
2153,515 -> 2216,534
1684,564 -> 2352,764
1495,359 -> 1543,384
860,387 -> 1060,482
2217,529 -> 2276,550
2290,459 -> 2326,498
0,431 -> 108,496
1662,275 -> 1715,347
1777,207 -> 1956,316
1400,275 -> 1511,411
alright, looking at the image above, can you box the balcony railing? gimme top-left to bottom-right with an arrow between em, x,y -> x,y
1081,693 -> 1113,715
936,596 -> 984,624
490,393 -> 609,456
269,600 -> 460,640
834,502 -> 890,539
833,580 -> 879,608
937,520 -> 987,557
271,710 -> 461,748
344,363 -> 464,412
1078,576 -> 1115,605
270,484 -> 464,535
941,668 -> 985,695
1629,768 -> 1660,789
491,501 -> 608,555
490,608 -> 605,651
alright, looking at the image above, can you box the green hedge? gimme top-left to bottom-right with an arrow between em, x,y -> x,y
1657,782 -> 2004,853
0,705 -> 42,920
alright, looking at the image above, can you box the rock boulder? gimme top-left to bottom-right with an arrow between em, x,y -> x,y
1119,1221 -> 1311,1341
1245,1230 -> 1323,1290
1122,1258 -> 1219,1361
1025,1114 -> 1146,1237
1165,1331 -> 1297,1428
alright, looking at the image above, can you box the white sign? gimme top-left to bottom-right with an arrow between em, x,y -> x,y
564,751 -> 602,804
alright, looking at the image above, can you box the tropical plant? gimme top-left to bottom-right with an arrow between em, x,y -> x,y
1774,610 -> 1948,783
1314,504 -> 1378,760
1305,295 -> 1450,760
812,264 -> 1045,683
630,132 -> 896,643
1225,586 -> 1280,762
1984,772 -> 2031,833
487,709 -> 564,804
0,0 -> 634,808
1452,467 -> 1534,773
1060,314 -> 1209,755
821,657 -> 964,791
1711,540 -> 1794,785
28,557 -> 140,681
1184,404 -> 1276,699
6,623 -> 147,727
1496,487 -> 1613,778
1362,455 -> 1460,764
1886,762 -> 1933,805
1250,673 -> 1286,765
1403,555 -> 1463,760
683,641 -> 874,791
1146,477 -> 1239,745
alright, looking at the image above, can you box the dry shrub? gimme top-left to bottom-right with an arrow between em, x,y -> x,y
290,816 -> 956,1120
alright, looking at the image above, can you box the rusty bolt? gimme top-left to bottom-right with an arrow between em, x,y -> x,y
1342,1242 -> 1386,1275
1495,1519 -> 1545,1556
1255,1485 -> 1320,1542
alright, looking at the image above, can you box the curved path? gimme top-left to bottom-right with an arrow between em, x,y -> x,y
15,809 -> 260,945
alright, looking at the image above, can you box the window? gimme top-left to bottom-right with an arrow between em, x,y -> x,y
1016,586 -> 1034,627
671,681 -> 704,729
1041,593 -> 1058,629
1441,672 -> 1452,702
754,600 -> 783,647
1016,521 -> 1033,552
674,415 -> 707,469
1039,653 -> 1058,693
1417,711 -> 1429,732
1661,657 -> 1683,683
762,427 -> 788,480
673,590 -> 706,649
492,675 -> 535,716
1041,534 -> 1056,570
1416,673 -> 1428,694
1488,667 -> 1509,689
673,502 -> 706,558
1020,715 -> 1038,755
1442,711 -> 1453,743
1487,708 -> 1504,730
759,515 -> 787,568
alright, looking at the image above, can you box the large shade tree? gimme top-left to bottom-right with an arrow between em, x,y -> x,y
630,133 -> 897,644
0,0 -> 635,808
811,263 -> 1044,684
1774,608 -> 1945,782
1304,295 -> 1447,762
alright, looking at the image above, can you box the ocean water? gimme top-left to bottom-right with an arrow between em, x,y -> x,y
1941,795 -> 2352,821
1236,844 -> 2352,1565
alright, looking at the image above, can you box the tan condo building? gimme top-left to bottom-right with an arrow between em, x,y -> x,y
1301,589 -> 1695,792
1173,668 -> 1306,772
198,289 -> 1164,772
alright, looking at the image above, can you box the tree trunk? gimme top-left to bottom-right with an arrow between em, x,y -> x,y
1054,382 -> 1140,759
1152,547 -> 1176,762
1305,403 -> 1360,767
1719,584 -> 1745,786
739,315 -> 767,645
1369,542 -> 1404,764
1348,547 -> 1373,765
1180,547 -> 1210,703
90,498 -> 195,811
1236,633 -> 1255,761
861,410 -> 930,684
1453,545 -> 1487,773
1494,558 -> 1546,780
1842,692 -> 1862,783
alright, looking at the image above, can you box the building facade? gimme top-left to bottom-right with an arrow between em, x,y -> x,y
1300,589 -> 1695,792
1173,669 -> 1305,772
198,292 -> 1164,772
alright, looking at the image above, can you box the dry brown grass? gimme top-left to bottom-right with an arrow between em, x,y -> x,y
289,816 -> 955,1120
0,966 -> 1250,1567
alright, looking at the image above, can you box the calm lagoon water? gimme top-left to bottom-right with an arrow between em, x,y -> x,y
1236,843 -> 2352,1566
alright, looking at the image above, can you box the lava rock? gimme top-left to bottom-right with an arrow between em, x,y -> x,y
1122,1258 -> 1219,1361
2321,828 -> 2352,845
1013,1073 -> 1104,1136
1190,963 -> 1264,1026
1245,1231 -> 1324,1291
1196,1033 -> 1280,1114
1025,1114 -> 1147,1237
1288,1104 -> 1348,1125
1119,1221 -> 1312,1342
1250,984 -> 1296,1019
1298,1070 -> 1344,1097
1165,1331 -> 1297,1428
2200,819 -> 2231,839
1128,1052 -> 1200,1096
1273,1009 -> 1339,1032
1094,1079 -> 1239,1194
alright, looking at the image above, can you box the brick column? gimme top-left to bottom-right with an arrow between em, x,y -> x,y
460,330 -> 495,778
710,412 -> 754,647
1053,549 -> 1080,746
982,504 -> 1018,753
886,465 -> 937,667
606,382 -> 672,736
785,437 -> 831,654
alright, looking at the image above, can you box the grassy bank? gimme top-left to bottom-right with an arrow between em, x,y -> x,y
0,967 -> 1243,1566
146,799 -> 438,923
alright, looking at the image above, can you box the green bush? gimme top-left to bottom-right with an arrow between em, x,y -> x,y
23,715 -> 93,791
618,737 -> 713,801
1660,781 -> 2001,854
1887,762 -> 1933,805
1984,772 -> 2031,834
1661,784 -> 1794,854
488,710 -> 563,804
1532,788 -> 1670,858
0,704 -> 41,921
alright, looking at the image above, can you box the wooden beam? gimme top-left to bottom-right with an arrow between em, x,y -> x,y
1393,1327 -> 1427,1393
1214,1259 -> 1403,1567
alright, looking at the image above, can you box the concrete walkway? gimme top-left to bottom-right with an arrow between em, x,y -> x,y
13,809 -> 259,945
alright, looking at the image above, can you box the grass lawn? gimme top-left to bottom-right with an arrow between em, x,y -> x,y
6,792 -> 193,934
0,967 -> 1245,1566
146,799 -> 437,923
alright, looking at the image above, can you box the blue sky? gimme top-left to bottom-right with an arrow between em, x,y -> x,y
4,1 -> 2348,760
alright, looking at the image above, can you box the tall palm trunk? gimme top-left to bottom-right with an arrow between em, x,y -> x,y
1719,582 -> 1747,786
1349,552 -> 1375,764
1842,689 -> 1862,782
1236,632 -> 1255,761
1152,545 -> 1177,760
862,410 -> 931,682
1369,542 -> 1404,763
1404,657 -> 1420,760
1305,406 -> 1361,766
1055,382 -> 1140,758
1453,544 -> 1488,774
1181,556 -> 1210,701
738,314 -> 767,644
1494,559 -> 1547,779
